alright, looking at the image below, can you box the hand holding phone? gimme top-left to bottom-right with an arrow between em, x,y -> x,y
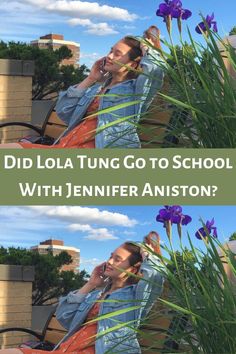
100,263 -> 110,282
99,58 -> 106,73
88,57 -> 109,83
99,58 -> 109,78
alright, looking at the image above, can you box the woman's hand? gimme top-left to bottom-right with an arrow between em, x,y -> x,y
87,262 -> 107,288
88,57 -> 107,83
141,25 -> 161,53
141,231 -> 161,260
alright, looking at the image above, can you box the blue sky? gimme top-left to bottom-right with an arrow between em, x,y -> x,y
0,0 -> 235,67
0,205 -> 235,273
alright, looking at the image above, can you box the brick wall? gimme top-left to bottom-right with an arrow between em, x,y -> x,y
0,265 -> 35,348
0,59 -> 34,143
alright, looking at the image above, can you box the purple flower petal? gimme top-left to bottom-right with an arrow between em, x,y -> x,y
196,13 -> 218,34
171,7 -> 182,18
158,3 -> 172,16
195,218 -> 218,240
181,9 -> 192,20
195,22 -> 206,33
171,214 -> 182,224
172,0 -> 182,6
172,205 -> 182,214
212,227 -> 218,238
206,218 -> 215,228
195,227 -> 207,239
182,215 -> 192,225
212,21 -> 218,32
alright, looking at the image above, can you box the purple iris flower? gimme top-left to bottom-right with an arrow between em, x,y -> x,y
180,8 -> 192,20
156,205 -> 192,225
156,0 -> 192,20
156,205 -> 192,239
181,214 -> 192,225
195,13 -> 218,34
195,218 -> 218,239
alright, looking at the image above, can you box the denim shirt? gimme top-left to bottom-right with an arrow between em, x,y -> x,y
55,49 -> 164,148
55,255 -> 164,354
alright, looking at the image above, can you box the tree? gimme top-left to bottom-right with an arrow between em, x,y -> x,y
229,232 -> 236,241
0,246 -> 89,305
0,41 -> 89,99
229,26 -> 236,36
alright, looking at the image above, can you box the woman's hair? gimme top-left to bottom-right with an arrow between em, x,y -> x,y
123,36 -> 143,61
122,242 -> 143,284
145,231 -> 162,256
121,36 -> 143,79
123,241 -> 143,266
121,232 -> 161,284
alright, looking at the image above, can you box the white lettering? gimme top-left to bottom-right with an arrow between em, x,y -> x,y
4,156 -> 33,169
123,155 -> 146,169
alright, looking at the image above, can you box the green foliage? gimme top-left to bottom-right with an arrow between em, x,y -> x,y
115,236 -> 236,353
0,41 -> 89,99
229,26 -> 236,36
0,246 -> 89,305
229,232 -> 236,241
155,237 -> 236,353
166,248 -> 196,291
155,31 -> 236,147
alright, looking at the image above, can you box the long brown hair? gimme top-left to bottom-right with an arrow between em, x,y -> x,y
145,231 -> 162,256
121,36 -> 143,79
122,231 -> 161,284
121,242 -> 143,284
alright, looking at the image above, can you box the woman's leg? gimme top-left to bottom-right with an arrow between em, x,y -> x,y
0,143 -> 23,149
0,349 -> 23,354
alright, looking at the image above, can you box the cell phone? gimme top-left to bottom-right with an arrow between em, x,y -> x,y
99,263 -> 106,278
102,263 -> 106,273
100,58 -> 106,74
99,58 -> 109,78
100,263 -> 109,282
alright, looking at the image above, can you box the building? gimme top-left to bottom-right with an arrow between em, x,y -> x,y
31,239 -> 80,273
30,34 -> 80,67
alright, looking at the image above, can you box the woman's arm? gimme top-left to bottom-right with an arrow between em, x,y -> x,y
135,27 -> 165,117
55,263 -> 107,329
55,58 -> 106,125
134,246 -> 165,321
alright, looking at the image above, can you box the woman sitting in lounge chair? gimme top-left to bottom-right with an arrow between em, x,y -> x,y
0,232 -> 164,354
0,26 -> 164,149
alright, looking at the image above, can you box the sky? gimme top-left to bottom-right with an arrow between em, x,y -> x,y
0,205 -> 235,273
0,0 -> 235,67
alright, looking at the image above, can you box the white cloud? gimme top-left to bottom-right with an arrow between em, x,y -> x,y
80,257 -> 102,273
68,18 -> 118,36
23,0 -> 138,21
80,51 -> 100,60
68,223 -> 118,241
123,230 -> 136,236
29,206 -> 137,227
85,22 -> 118,36
80,257 -> 101,266
68,224 -> 91,232
79,51 -> 101,68
0,0 -> 138,40
0,206 -> 137,247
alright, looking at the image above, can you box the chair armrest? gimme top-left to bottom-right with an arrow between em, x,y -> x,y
0,122 -> 43,135
0,327 -> 43,341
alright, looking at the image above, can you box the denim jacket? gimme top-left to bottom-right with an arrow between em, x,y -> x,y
55,49 -> 164,148
55,255 -> 164,354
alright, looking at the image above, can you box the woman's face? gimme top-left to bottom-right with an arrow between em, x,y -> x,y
104,245 -> 135,280
104,40 -> 136,74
